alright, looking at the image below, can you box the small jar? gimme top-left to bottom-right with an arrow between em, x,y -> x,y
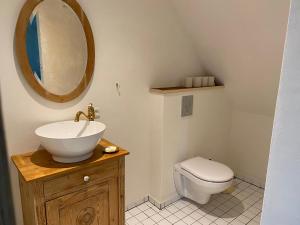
208,76 -> 215,87
184,77 -> 193,88
202,76 -> 209,87
192,77 -> 203,87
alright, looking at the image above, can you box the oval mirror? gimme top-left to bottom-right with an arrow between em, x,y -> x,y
15,0 -> 95,102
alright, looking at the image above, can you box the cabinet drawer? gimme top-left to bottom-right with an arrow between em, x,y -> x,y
44,160 -> 118,200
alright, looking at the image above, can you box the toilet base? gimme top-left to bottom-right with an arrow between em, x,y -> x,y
185,191 -> 211,204
183,172 -> 212,204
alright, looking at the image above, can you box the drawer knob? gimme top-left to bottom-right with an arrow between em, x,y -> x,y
83,176 -> 90,182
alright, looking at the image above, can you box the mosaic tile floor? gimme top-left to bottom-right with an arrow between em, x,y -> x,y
126,179 -> 263,225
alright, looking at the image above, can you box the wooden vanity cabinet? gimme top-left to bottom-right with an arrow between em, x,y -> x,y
12,139 -> 129,225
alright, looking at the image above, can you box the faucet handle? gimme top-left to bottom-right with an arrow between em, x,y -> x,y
88,103 -> 95,114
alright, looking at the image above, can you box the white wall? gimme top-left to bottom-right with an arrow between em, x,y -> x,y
150,88 -> 231,203
171,0 -> 290,115
228,111 -> 274,187
262,0 -> 300,224
171,0 -> 290,185
0,1 -> 202,225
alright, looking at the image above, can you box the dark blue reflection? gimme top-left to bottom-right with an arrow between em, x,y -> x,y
26,15 -> 42,81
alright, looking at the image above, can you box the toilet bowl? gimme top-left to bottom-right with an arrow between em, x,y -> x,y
174,157 -> 234,204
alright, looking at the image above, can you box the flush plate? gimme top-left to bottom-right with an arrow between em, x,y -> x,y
181,95 -> 193,117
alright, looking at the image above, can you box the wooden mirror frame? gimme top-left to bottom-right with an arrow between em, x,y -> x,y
15,0 -> 95,103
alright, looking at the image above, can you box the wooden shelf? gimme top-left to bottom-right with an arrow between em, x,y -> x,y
150,85 -> 224,95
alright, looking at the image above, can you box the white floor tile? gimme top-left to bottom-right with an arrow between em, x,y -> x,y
212,208 -> 225,217
174,200 -> 188,209
133,223 -> 143,225
135,212 -> 148,222
150,213 -> 163,222
144,208 -> 156,217
191,222 -> 202,225
152,206 -> 160,212
166,204 -> 180,213
241,210 -> 256,219
187,204 -> 199,211
222,214 -> 235,223
127,217 -> 140,225
203,204 -> 216,212
236,181 -> 250,190
142,218 -> 155,225
226,209 -> 240,217
174,220 -> 186,225
181,216 -> 196,225
190,211 -> 203,220
195,208 -> 207,216
126,181 -> 263,225
198,217 -> 211,225
129,207 -> 142,216
253,202 -> 263,210
229,219 -> 245,225
247,206 -> 260,215
174,210 -> 187,219
253,214 -> 261,223
166,214 -> 180,224
137,203 -> 150,211
222,201 -> 236,209
182,206 -> 195,214
218,203 -> 231,212
247,221 -> 259,225
205,213 -> 218,222
236,215 -> 251,224
210,200 -> 222,208
159,209 -> 172,218
214,218 -> 228,225
157,219 -> 172,225
146,201 -> 154,207
126,212 -> 133,220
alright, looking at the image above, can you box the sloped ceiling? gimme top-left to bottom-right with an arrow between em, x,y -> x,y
171,0 -> 290,116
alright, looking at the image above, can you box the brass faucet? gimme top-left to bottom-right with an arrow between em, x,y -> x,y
74,103 -> 96,122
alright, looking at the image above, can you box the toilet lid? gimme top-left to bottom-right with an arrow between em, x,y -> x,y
180,157 -> 234,183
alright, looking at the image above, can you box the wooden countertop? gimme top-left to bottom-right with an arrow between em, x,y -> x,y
11,139 -> 129,182
150,86 -> 224,94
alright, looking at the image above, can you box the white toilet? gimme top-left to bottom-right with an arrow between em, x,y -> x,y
174,157 -> 234,204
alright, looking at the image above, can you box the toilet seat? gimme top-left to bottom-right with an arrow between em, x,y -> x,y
174,156 -> 234,204
180,157 -> 234,183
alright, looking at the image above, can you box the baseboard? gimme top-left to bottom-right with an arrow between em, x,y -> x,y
126,194 -> 181,211
149,194 -> 181,210
235,175 -> 265,188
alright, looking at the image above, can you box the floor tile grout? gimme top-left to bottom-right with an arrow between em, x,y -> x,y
126,178 -> 263,225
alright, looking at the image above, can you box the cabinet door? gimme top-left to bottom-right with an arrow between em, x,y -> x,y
46,179 -> 118,225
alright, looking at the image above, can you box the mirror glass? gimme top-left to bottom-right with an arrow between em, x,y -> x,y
26,0 -> 88,95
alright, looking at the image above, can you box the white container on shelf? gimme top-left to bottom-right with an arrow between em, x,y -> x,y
192,77 -> 203,87
202,76 -> 209,87
184,77 -> 193,88
208,76 -> 216,87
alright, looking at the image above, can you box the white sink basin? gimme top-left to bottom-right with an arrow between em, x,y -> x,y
35,120 -> 106,163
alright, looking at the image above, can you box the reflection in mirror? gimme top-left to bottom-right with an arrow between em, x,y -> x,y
26,0 -> 88,95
